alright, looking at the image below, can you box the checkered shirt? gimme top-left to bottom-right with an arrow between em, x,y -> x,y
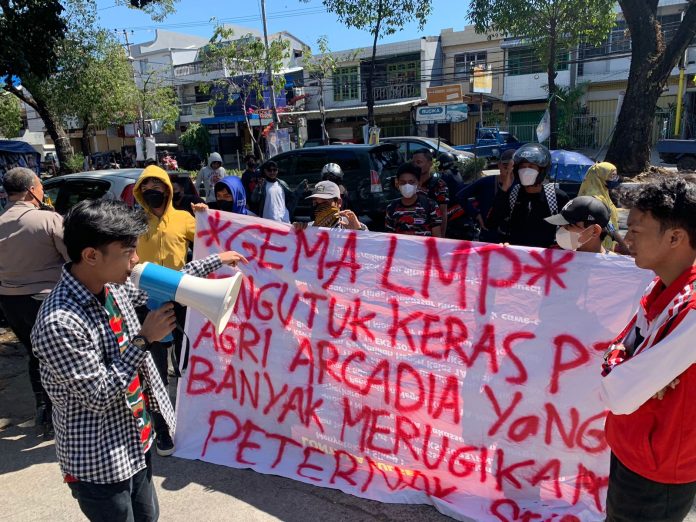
31,254 -> 222,484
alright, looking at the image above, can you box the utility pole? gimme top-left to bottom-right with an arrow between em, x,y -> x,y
122,29 -> 147,162
259,0 -> 279,125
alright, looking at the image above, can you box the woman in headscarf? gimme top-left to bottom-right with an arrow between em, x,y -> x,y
578,162 -> 626,252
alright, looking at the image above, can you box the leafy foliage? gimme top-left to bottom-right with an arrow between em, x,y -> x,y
315,0 -> 432,38
0,0 -> 66,81
468,0 -> 615,148
201,26 -> 289,159
63,152 -> 85,173
0,93 -> 22,137
180,123 -> 211,158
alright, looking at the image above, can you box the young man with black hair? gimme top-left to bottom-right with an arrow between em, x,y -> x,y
240,154 -> 260,206
412,148 -> 449,236
545,196 -> 616,254
31,199 -> 246,522
486,143 -> 569,248
600,177 -> 696,522
385,162 -> 442,237
251,160 -> 307,223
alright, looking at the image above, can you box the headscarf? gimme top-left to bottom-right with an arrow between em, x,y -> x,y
579,162 -> 619,251
214,176 -> 250,215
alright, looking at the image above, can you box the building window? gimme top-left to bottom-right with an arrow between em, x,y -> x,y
610,20 -> 631,52
454,51 -> 487,79
658,13 -> 681,44
507,48 -> 568,76
333,66 -> 359,101
386,60 -> 420,84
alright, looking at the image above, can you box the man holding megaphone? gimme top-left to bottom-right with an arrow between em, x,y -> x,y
31,199 -> 246,522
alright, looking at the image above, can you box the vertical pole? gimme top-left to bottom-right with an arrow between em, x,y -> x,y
260,0 -> 279,125
123,30 -> 147,162
480,93 -> 484,128
675,53 -> 686,137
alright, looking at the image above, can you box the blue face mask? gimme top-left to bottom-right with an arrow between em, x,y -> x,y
606,179 -> 621,189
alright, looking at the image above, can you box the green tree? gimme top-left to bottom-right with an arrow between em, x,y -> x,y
605,2 -> 696,175
309,0 -> 432,129
138,71 -> 180,135
1,0 -> 176,170
303,36 -> 359,145
201,27 -> 289,160
180,122 -> 211,159
48,30 -> 139,156
0,93 -> 22,138
469,0 -> 615,149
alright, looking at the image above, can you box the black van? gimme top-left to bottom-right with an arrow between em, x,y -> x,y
270,144 -> 402,230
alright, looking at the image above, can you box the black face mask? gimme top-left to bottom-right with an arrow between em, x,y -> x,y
216,200 -> 235,212
142,189 -> 166,209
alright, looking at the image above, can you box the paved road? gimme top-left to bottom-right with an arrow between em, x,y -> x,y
0,333 -> 451,522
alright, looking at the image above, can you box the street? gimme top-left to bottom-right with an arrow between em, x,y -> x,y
0,330 -> 450,522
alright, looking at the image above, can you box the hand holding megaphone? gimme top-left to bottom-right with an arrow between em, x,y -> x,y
131,251 -> 248,336
139,302 -> 177,343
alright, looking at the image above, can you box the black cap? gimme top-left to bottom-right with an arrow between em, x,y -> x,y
545,196 -> 610,228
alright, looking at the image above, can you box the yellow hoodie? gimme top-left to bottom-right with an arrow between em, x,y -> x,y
134,165 -> 196,270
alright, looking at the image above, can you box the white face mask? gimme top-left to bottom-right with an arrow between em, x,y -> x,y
518,167 -> 539,186
399,184 -> 417,198
556,227 -> 591,251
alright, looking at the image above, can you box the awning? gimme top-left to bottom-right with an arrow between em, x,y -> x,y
280,99 -> 424,120
201,115 -> 247,124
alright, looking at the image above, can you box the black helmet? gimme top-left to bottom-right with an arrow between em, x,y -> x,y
437,152 -> 456,170
512,143 -> 551,185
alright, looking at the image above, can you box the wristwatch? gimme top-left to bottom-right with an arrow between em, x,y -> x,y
131,335 -> 150,351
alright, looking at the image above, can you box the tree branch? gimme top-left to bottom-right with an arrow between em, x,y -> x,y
3,83 -> 40,112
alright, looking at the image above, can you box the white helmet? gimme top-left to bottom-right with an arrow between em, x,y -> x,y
321,163 -> 343,180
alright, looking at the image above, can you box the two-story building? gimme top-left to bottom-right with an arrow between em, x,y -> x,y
299,37 -> 441,142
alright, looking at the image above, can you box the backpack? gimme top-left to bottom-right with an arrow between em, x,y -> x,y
508,183 -> 558,216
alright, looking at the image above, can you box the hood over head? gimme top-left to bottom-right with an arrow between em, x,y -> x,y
215,176 -> 250,214
134,165 -> 173,213
208,152 -> 223,167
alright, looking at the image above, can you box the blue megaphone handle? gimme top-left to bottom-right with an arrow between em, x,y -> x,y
139,263 -> 185,344
146,297 -> 174,343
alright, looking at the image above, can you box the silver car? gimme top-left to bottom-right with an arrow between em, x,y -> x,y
42,169 -> 199,214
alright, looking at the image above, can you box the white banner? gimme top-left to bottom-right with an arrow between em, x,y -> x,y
175,212 -> 651,521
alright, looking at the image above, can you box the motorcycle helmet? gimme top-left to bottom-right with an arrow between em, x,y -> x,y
321,163 -> 344,180
512,143 -> 552,186
437,152 -> 456,170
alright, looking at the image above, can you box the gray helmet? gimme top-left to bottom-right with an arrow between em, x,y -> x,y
321,163 -> 343,180
513,143 -> 551,184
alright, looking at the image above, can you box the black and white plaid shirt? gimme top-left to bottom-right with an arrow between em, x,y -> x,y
31,255 -> 222,484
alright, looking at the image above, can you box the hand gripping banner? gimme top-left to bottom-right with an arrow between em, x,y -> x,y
174,211 -> 650,522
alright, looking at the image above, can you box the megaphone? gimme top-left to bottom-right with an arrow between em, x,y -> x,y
130,262 -> 243,335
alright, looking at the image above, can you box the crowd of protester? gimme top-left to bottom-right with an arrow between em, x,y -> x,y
4,142 -> 696,522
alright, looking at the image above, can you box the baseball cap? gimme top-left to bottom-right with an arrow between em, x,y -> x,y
545,196 -> 611,228
307,180 -> 341,200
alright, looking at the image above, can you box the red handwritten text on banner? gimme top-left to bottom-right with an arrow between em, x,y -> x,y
174,212 -> 649,521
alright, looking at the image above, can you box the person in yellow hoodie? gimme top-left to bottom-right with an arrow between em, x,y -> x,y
578,162 -> 629,253
133,165 -> 204,456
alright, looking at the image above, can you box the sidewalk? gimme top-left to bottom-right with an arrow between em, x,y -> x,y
0,332 -> 450,522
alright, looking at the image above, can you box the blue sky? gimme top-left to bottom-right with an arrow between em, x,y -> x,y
96,0 -> 470,51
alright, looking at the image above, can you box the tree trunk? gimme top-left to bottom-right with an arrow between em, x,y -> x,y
30,97 -> 74,173
606,0 -> 696,176
5,84 -> 74,172
604,65 -> 663,174
80,123 -> 91,158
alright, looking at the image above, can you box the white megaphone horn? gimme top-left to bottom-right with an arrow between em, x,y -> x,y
130,262 -> 243,335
